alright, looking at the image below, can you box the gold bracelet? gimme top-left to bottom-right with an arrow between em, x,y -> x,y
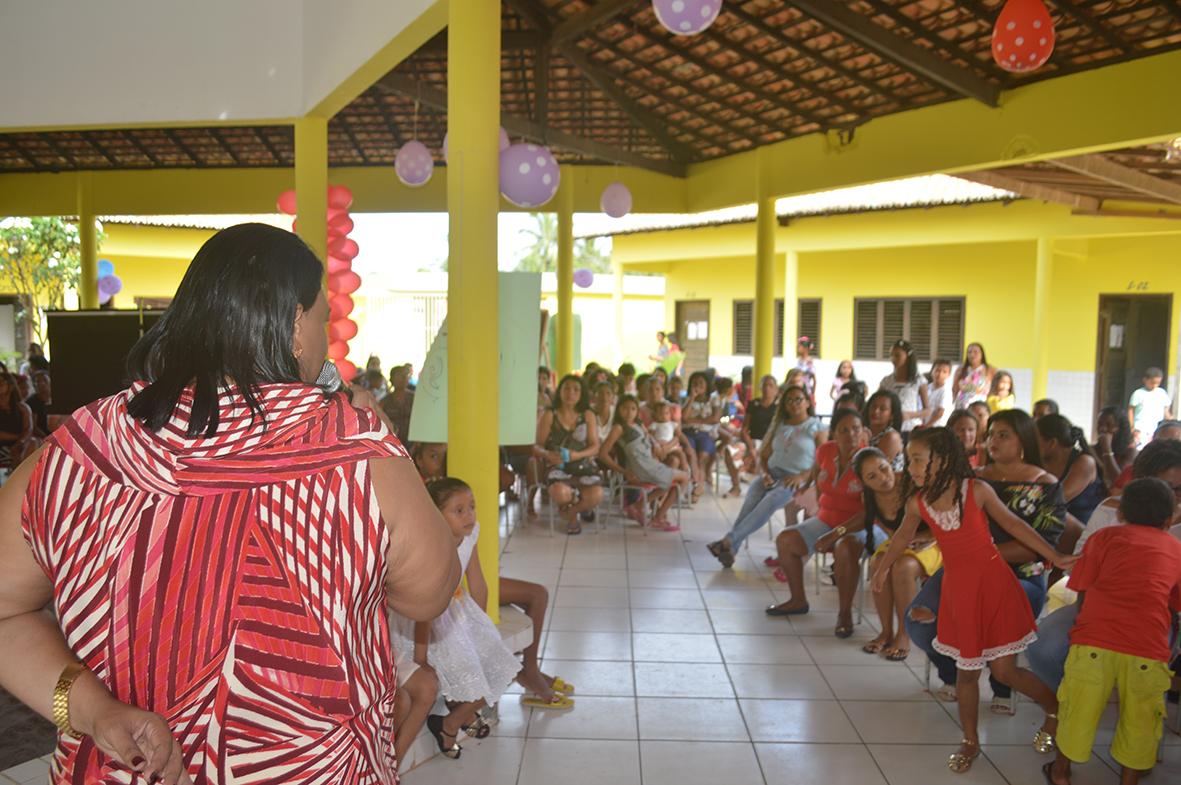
833,525 -> 847,538
52,661 -> 87,739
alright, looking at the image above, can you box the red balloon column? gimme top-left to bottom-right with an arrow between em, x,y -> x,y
276,185 -> 362,383
991,0 -> 1055,73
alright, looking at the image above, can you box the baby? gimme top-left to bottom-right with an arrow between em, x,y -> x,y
647,401 -> 681,452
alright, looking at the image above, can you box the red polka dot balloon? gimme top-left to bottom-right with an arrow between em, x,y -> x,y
991,0 -> 1055,73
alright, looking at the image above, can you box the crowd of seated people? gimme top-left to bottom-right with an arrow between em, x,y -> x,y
0,343 -> 55,478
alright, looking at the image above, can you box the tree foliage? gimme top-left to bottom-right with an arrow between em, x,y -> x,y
514,213 -> 612,273
0,217 -> 96,345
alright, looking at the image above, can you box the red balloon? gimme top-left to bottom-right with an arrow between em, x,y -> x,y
329,293 -> 355,320
336,359 -> 358,384
991,0 -> 1054,73
328,340 -> 348,361
329,318 -> 359,342
338,239 -> 359,260
327,255 -> 352,275
276,189 -> 297,215
328,213 -> 354,235
327,185 -> 354,210
327,206 -> 348,222
331,270 -> 362,295
327,235 -> 347,256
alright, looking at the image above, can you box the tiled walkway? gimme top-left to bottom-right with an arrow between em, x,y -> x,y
402,492 -> 1181,785
4,492 -> 1178,784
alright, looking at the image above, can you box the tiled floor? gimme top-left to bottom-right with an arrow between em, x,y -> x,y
400,491 -> 1181,785
4,491 -> 1179,784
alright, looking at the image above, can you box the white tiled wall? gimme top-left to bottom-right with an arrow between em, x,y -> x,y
1047,370 -> 1097,439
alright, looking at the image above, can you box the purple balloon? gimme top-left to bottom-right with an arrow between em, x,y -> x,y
98,290 -> 112,305
98,274 -> 123,296
499,143 -> 560,208
443,127 -> 511,163
600,181 -> 633,218
652,0 -> 723,36
395,140 -> 434,187
573,268 -> 594,288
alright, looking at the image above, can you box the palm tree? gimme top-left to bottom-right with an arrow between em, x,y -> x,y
515,213 -> 611,273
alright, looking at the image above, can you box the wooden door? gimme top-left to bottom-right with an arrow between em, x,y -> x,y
675,300 -> 710,375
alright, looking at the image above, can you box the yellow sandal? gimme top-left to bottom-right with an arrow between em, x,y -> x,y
551,677 -> 575,695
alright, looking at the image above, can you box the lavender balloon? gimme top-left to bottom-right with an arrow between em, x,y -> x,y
395,140 -> 434,187
600,181 -> 633,218
573,268 -> 594,288
499,143 -> 560,208
98,274 -> 123,296
653,0 -> 723,36
443,127 -> 511,163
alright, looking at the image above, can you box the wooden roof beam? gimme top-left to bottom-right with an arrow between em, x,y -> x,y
788,0 -> 1000,107
551,0 -> 641,45
1051,154 -> 1181,205
956,170 -> 1100,211
375,73 -> 686,177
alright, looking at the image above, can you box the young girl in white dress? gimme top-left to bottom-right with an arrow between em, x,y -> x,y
389,477 -> 524,760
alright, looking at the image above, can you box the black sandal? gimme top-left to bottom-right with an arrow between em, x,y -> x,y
706,540 -> 735,568
427,714 -> 462,759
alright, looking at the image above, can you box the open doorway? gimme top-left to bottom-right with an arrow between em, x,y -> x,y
1094,294 -> 1172,426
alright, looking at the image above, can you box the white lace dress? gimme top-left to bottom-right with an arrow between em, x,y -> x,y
389,523 -> 521,703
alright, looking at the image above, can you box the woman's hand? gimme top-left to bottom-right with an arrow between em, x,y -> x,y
813,530 -> 840,554
870,567 -> 888,594
1051,552 -> 1080,571
1096,432 -> 1113,453
82,697 -> 191,785
784,472 -> 810,490
624,471 -> 640,485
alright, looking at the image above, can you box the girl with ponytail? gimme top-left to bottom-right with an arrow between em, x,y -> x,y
1035,414 -> 1106,525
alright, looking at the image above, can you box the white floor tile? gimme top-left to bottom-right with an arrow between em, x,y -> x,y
717,634 -> 813,665
709,609 -> 797,636
702,589 -> 777,611
637,697 -> 750,741
402,736 -> 524,785
632,632 -> 722,663
740,698 -> 861,743
982,744 -> 1116,785
757,742 -> 888,785
869,743 -> 1008,785
630,608 -> 713,634
633,662 -> 735,698
628,588 -> 705,610
547,606 -> 632,632
558,568 -> 629,587
527,695 -> 637,740
627,569 -> 699,589
0,757 -> 50,785
537,659 -> 635,697
842,701 -> 964,744
517,739 -> 640,785
490,693 -> 534,737
817,664 -> 931,702
553,586 -> 630,608
543,631 -> 631,661
639,740 -> 764,785
727,664 -> 833,699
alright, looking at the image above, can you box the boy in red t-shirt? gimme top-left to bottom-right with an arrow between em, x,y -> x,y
1046,477 -> 1181,785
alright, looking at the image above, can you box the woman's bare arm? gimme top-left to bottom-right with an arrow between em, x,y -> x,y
975,482 -> 1076,568
466,548 -> 489,613
372,456 -> 462,621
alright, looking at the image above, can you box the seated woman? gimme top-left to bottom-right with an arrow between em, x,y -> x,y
0,370 -> 33,470
850,447 -> 942,661
766,409 -> 873,638
533,374 -> 604,535
714,376 -> 746,496
864,389 -> 904,470
707,385 -> 824,565
1037,413 -> 1106,552
906,409 -> 1066,706
599,395 -> 689,531
590,381 -> 617,447
1026,439 -> 1181,693
947,409 -> 980,468
740,374 -> 778,473
1093,405 -> 1138,492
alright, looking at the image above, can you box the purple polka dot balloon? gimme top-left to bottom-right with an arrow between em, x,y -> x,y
652,0 -> 723,36
395,140 -> 434,187
499,143 -> 560,208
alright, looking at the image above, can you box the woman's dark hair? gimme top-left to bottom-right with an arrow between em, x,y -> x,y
1036,414 -> 1097,462
613,393 -> 639,427
618,362 -> 636,377
1118,477 -> 1176,528
853,447 -> 899,551
853,446 -> 888,479
426,476 -> 473,509
946,409 -> 979,451
989,370 -> 1015,398
829,408 -> 866,437
952,342 -> 989,387
836,360 -> 858,382
741,365 -> 752,384
552,373 -> 589,412
864,389 -> 903,433
890,340 -> 919,383
1096,405 -> 1133,457
1132,438 -> 1181,480
835,388 -> 865,413
126,223 -> 323,437
0,370 -> 21,409
904,427 -> 973,509
635,373 -> 651,395
774,384 -> 814,421
986,409 -> 1043,468
687,371 -> 711,403
1034,398 -> 1060,416
593,381 -> 615,401
715,377 -> 734,394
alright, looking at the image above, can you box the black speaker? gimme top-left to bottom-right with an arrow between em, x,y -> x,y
45,310 -> 165,415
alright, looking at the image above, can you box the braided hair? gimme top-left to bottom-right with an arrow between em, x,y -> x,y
903,427 -> 974,512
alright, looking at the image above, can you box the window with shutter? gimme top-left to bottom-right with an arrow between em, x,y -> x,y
854,297 -> 966,360
908,300 -> 933,359
936,299 -> 965,360
855,300 -> 879,359
774,299 -> 784,356
733,300 -> 753,354
882,300 -> 905,357
798,299 -> 821,356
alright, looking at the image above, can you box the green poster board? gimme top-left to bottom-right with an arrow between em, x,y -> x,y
408,272 -> 542,445
543,313 -> 582,372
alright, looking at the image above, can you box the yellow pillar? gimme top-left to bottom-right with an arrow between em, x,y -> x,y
1032,238 -> 1053,402
783,250 -> 800,372
76,173 -> 98,309
613,256 -> 624,368
294,117 -> 328,263
448,0 -> 500,617
753,197 -> 776,380
556,168 -> 575,376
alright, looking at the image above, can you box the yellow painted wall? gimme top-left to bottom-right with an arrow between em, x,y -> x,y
100,224 -> 214,306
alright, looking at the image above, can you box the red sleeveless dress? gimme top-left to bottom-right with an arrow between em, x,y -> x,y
917,479 -> 1037,670
21,383 -> 409,784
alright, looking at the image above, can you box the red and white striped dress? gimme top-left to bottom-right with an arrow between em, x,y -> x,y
20,383 -> 409,784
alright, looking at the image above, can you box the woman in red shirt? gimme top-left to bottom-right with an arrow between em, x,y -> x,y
767,409 -> 880,637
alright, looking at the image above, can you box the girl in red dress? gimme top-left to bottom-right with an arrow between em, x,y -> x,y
872,427 -> 1078,774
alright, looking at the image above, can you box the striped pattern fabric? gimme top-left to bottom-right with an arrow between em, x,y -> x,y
21,383 -> 409,784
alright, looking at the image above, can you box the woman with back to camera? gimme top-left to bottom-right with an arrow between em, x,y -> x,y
0,224 -> 462,785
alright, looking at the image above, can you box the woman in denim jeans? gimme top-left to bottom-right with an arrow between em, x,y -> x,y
707,385 -> 823,565
907,409 -> 1065,705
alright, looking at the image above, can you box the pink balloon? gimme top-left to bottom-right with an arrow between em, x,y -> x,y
652,0 -> 722,36
329,318 -> 359,342
443,127 -> 510,163
326,255 -> 352,275
327,184 -> 354,210
396,140 -> 434,187
573,268 -> 594,288
328,235 -> 347,256
328,213 -> 354,235
338,238 -> 359,260
276,189 -> 297,215
331,270 -> 362,295
336,359 -> 358,384
499,143 -> 560,208
329,293 -> 355,320
328,341 -> 348,361
600,181 -> 633,218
